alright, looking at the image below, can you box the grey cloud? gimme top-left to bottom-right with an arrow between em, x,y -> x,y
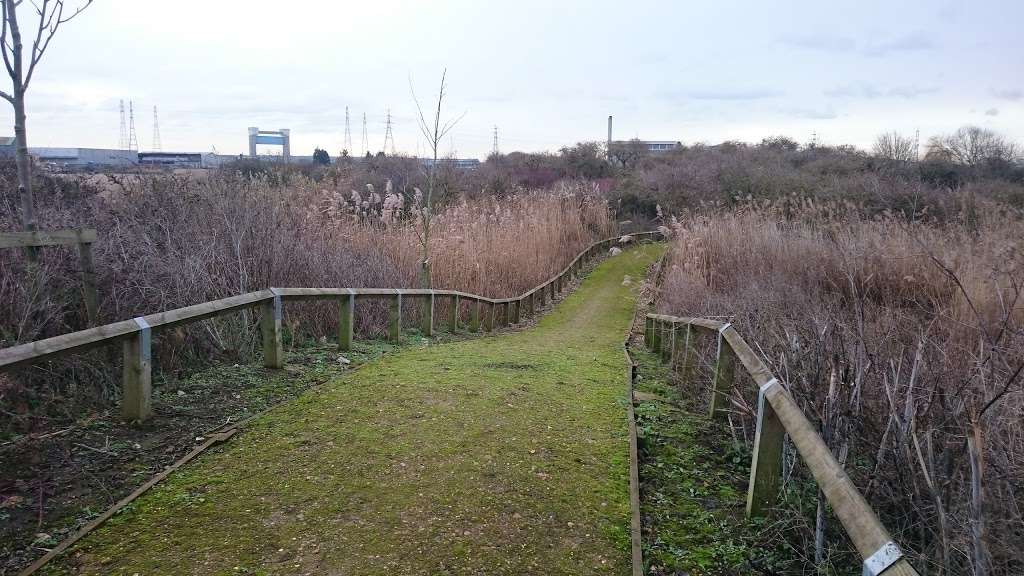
781,31 -> 934,57
684,89 -> 783,101
824,83 -> 938,99
787,107 -> 839,120
780,34 -> 856,53
862,32 -> 934,57
984,108 -> 999,116
992,88 -> 1022,101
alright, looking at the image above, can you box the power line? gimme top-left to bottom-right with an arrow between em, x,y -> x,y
344,106 -> 352,154
118,100 -> 127,150
361,112 -> 368,157
152,105 -> 162,152
127,100 -> 139,152
383,108 -> 395,155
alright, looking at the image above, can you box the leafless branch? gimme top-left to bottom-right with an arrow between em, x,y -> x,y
23,0 -> 92,90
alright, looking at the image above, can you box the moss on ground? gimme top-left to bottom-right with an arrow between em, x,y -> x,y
632,347 -> 793,575
43,243 -> 664,576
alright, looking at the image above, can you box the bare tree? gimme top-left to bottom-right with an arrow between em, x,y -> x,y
409,69 -> 464,288
0,0 -> 92,244
925,125 -> 1019,167
872,131 -> 917,162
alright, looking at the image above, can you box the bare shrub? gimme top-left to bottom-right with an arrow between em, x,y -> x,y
927,126 -> 1020,168
873,131 -> 918,163
0,169 -> 614,436
658,199 -> 1024,574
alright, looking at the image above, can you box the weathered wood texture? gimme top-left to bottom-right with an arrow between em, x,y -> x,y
121,327 -> 151,421
338,292 -> 355,351
389,294 -> 403,342
76,241 -> 99,326
1,228 -> 100,326
709,329 -> 736,419
470,299 -> 481,332
0,227 -> 97,248
746,385 -> 784,517
448,295 -> 459,332
644,313 -> 920,575
261,295 -> 283,369
421,293 -> 434,336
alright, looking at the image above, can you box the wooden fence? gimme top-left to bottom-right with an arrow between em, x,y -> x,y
0,232 -> 660,422
643,314 -> 920,576
0,227 -> 99,325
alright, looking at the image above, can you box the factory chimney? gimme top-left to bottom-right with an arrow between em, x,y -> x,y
606,115 -> 613,160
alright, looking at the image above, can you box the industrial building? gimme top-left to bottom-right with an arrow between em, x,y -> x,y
641,141 -> 682,152
30,147 -> 138,168
421,157 -> 481,170
138,151 -> 202,168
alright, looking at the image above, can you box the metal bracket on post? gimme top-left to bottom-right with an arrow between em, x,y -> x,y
123,316 -> 153,421
715,322 -> 732,357
269,287 -> 283,321
759,377 -> 779,396
133,317 -> 151,361
262,288 -> 284,368
862,541 -> 903,576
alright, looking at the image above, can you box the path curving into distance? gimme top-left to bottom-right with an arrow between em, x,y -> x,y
45,243 -> 665,576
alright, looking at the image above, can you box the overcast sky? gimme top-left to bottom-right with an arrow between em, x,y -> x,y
9,0 -> 1023,158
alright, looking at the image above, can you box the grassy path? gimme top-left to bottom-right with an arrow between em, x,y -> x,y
46,244 -> 664,576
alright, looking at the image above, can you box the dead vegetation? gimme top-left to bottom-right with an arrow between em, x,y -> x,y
657,196 -> 1023,574
0,166 -> 613,439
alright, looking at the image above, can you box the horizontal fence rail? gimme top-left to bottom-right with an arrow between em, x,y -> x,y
0,231 -> 661,422
642,314 -> 920,576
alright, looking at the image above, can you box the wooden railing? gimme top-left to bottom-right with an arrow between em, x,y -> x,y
643,314 -> 920,576
1,227 -> 99,325
0,231 -> 661,422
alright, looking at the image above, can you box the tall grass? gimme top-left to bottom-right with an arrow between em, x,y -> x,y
0,169 -> 614,435
658,197 -> 1023,575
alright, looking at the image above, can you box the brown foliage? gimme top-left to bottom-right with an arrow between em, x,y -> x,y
658,198 -> 1024,574
0,169 -> 613,436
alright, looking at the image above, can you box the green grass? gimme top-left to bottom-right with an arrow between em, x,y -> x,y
632,346 -> 793,575
44,243 -> 665,576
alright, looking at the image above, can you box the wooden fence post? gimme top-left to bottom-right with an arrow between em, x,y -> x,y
122,317 -> 152,421
261,291 -> 283,368
484,302 -> 494,332
678,324 -> 695,384
448,295 -> 459,332
540,284 -> 548,306
649,318 -> 660,351
421,292 -> 434,336
389,292 -> 403,342
512,299 -> 521,324
747,378 -> 785,517
670,323 -> 683,365
644,316 -> 653,349
663,317 -> 671,358
528,292 -> 535,316
76,230 -> 99,326
470,299 -> 481,332
338,289 -> 355,351
710,325 -> 736,419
